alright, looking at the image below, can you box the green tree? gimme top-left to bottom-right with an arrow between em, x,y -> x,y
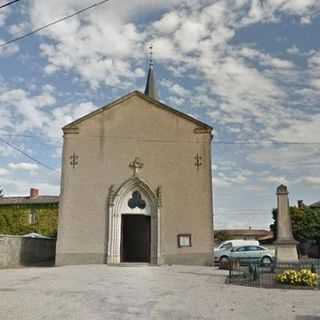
270,207 -> 305,241
298,207 -> 320,256
215,231 -> 232,243
270,206 -> 320,255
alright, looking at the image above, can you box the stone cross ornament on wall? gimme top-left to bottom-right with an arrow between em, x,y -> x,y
129,157 -> 144,176
194,153 -> 202,170
70,153 -> 79,168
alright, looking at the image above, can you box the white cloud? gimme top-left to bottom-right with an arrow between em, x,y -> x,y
262,176 -> 288,185
0,83 -> 96,141
3,0 -> 319,226
30,0 -> 161,88
169,84 -> 190,97
8,162 -> 39,172
0,168 -> 9,176
24,0 -> 320,147
214,172 -> 248,188
0,4 -> 10,26
287,46 -> 299,55
153,11 -> 180,34
248,144 -> 320,168
269,115 -> 320,143
0,175 -> 60,196
300,16 -> 312,24
27,0 -> 320,175
45,101 -> 97,138
0,87 -> 56,133
303,177 -> 320,186
0,40 -> 19,57
8,23 -> 29,35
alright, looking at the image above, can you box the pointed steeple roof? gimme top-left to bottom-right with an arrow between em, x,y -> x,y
144,65 -> 159,100
144,43 -> 159,100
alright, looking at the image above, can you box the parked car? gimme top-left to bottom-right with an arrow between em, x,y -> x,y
217,245 -> 274,265
214,240 -> 259,263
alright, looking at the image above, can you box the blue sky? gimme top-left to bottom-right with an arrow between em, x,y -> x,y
0,0 -> 320,229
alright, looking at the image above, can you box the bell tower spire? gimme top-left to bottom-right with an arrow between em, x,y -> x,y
144,43 -> 159,101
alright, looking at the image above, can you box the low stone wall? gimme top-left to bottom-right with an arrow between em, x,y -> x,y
0,235 -> 56,268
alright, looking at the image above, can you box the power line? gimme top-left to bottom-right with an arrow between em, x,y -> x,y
1,130 -> 319,148
0,137 -> 56,171
0,130 -> 62,140
0,129 -> 320,145
0,0 -> 111,49
215,140 -> 320,145
215,213 -> 271,215
0,133 -> 63,148
0,0 -> 21,10
2,131 -> 320,147
218,209 -> 272,212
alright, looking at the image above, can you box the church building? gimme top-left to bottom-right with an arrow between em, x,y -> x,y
56,63 -> 214,266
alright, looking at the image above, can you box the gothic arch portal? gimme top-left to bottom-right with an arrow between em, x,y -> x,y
106,176 -> 161,264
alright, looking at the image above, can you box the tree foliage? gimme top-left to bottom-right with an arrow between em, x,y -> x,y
298,207 -> 320,242
215,231 -> 233,243
270,206 -> 320,242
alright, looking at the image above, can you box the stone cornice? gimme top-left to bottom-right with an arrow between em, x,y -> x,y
63,127 -> 79,135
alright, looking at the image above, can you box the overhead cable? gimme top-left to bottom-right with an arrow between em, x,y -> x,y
0,137 -> 56,171
0,0 -> 21,10
0,0 -> 111,49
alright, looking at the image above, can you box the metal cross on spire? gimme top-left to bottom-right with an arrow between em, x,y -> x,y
149,43 -> 154,67
144,42 -> 159,100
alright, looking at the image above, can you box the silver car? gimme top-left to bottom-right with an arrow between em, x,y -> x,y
218,245 -> 274,265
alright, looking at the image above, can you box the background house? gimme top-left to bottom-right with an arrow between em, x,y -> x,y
0,188 -> 59,237
215,228 -> 273,244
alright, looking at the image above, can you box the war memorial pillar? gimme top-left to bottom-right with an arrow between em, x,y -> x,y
275,185 -> 298,262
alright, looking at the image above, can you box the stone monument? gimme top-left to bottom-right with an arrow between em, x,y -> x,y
275,185 -> 298,262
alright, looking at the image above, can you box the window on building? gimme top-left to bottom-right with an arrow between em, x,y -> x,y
28,208 -> 37,225
128,191 -> 146,209
177,234 -> 192,248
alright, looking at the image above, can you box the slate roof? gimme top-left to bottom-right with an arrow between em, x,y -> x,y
63,91 -> 213,131
144,65 -> 159,100
0,196 -> 59,205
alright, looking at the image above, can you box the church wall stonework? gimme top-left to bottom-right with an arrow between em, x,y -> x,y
56,93 -> 214,266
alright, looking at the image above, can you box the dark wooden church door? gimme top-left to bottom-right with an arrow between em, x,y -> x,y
121,214 -> 151,263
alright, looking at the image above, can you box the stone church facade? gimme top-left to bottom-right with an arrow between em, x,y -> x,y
56,67 -> 214,266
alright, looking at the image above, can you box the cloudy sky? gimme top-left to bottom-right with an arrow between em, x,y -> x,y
0,0 -> 320,229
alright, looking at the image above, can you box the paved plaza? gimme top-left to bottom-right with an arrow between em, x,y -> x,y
0,265 -> 319,320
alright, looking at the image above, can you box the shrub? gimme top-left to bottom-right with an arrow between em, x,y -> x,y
276,269 -> 318,287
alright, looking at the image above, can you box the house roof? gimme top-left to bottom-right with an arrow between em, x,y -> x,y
215,229 -> 273,237
310,201 -> 320,208
63,91 -> 213,131
0,196 -> 59,206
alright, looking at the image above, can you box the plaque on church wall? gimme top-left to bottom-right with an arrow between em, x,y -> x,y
177,234 -> 192,248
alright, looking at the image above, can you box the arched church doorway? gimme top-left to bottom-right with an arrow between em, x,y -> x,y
121,214 -> 151,263
107,177 -> 161,265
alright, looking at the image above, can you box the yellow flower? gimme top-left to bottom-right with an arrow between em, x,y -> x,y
276,269 -> 318,287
